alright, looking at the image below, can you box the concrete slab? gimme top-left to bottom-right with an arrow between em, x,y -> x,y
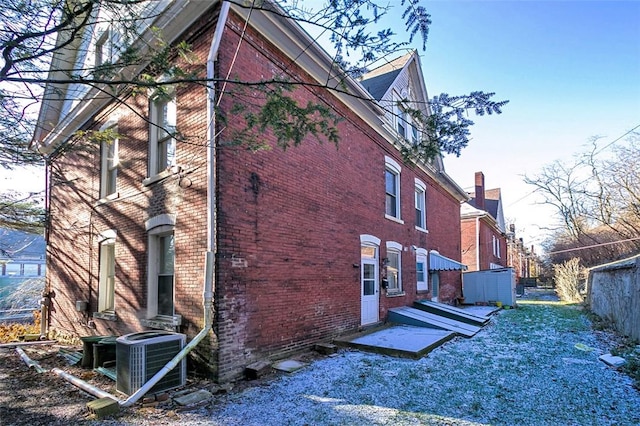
460,305 -> 501,318
388,306 -> 482,337
335,325 -> 454,359
174,389 -> 213,406
599,353 -> 626,367
272,359 -> 307,373
245,360 -> 271,380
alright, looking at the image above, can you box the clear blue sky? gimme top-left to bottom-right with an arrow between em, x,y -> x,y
393,0 -> 640,251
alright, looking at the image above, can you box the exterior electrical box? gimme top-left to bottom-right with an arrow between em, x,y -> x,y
116,331 -> 186,396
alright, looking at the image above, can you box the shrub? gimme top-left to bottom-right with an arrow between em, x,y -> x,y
553,258 -> 585,303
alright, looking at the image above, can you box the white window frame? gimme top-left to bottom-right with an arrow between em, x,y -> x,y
97,232 -> 116,313
95,27 -> 112,68
493,235 -> 501,258
416,247 -> 428,292
386,241 -> 403,294
148,88 -> 177,178
145,214 -> 177,321
397,107 -> 406,137
415,178 -> 427,232
394,93 -> 407,138
411,123 -> 419,145
99,121 -> 119,199
385,156 -> 403,223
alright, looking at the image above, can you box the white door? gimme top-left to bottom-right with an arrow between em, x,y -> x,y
361,256 -> 379,325
431,271 -> 440,302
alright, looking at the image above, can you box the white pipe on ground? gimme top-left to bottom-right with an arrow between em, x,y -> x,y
51,368 -> 116,400
0,340 -> 57,349
16,347 -> 48,373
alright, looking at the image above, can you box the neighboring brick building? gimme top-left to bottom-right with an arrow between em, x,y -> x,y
32,1 -> 468,382
460,172 -> 507,271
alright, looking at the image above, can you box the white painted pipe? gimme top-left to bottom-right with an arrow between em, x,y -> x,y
16,347 -> 48,373
40,302 -> 47,339
120,0 -> 229,405
51,368 -> 116,400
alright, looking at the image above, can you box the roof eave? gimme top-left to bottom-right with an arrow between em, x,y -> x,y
33,0 -> 214,154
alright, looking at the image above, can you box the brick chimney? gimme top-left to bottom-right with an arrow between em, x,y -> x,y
474,172 -> 485,211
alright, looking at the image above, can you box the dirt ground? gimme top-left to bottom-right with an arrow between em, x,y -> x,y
0,342 -> 186,425
0,340 -> 320,425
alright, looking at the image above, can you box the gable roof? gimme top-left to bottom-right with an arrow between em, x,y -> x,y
0,228 -> 45,260
464,187 -> 506,233
360,51 -> 413,100
357,51 -> 467,201
360,69 -> 402,100
468,188 -> 501,220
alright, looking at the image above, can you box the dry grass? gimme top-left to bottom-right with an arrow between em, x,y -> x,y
0,310 -> 41,343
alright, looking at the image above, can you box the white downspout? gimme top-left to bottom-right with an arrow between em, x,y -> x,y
42,3 -> 229,408
475,216 -> 480,270
116,2 -> 230,407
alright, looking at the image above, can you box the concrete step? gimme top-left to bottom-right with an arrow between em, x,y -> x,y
388,306 -> 482,337
413,299 -> 490,326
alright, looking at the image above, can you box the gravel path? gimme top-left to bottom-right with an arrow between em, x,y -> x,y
2,290 -> 639,425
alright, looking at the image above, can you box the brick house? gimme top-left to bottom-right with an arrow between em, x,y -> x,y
460,172 -> 507,271
32,1 -> 468,382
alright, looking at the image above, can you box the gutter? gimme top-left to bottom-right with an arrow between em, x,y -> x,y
49,1 -> 230,407
475,216 -> 480,270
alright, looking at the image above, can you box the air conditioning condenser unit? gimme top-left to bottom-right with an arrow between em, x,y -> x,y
116,331 -> 186,395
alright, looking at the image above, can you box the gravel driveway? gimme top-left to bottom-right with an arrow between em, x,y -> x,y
1,289 -> 639,425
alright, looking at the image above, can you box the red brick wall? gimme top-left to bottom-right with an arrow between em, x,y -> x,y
461,218 -> 478,271
45,6 -> 463,382
213,11 -> 463,380
45,11 -> 217,347
461,215 -> 506,271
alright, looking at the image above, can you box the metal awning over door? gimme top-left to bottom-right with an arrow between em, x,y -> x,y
429,250 -> 468,271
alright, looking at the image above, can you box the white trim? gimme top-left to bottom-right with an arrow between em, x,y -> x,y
385,241 -> 403,293
99,121 -> 118,199
385,156 -> 402,220
414,178 -> 427,231
148,86 -> 177,178
384,214 -> 405,224
145,213 -> 176,231
360,237 -> 380,325
386,241 -> 403,251
145,214 -> 177,321
385,155 -> 402,174
98,238 -> 116,313
98,229 -> 117,242
147,225 -> 175,320
360,234 -> 381,246
416,253 -> 428,291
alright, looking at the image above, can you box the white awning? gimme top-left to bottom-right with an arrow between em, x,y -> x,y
429,250 -> 468,271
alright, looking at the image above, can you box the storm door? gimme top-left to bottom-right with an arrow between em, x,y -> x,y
361,245 -> 379,325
